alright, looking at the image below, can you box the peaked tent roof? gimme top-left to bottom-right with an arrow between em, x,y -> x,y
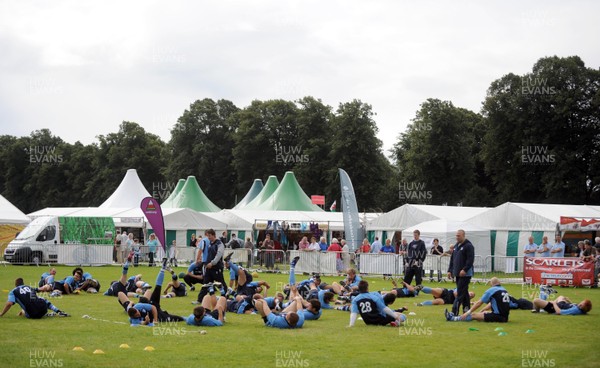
161,179 -> 186,207
255,171 -> 323,211
368,204 -> 488,231
233,179 -> 264,209
100,169 -> 152,208
167,176 -> 221,212
0,194 -> 30,224
243,176 -> 280,209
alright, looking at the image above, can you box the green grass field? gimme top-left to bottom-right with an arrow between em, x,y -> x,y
0,265 -> 598,368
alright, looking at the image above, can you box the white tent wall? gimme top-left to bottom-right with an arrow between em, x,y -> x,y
490,230 -> 555,273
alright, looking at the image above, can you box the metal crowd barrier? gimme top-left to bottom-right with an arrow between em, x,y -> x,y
256,249 -> 287,271
359,253 -> 397,274
57,244 -> 113,266
483,255 -> 524,284
288,250 -> 353,275
226,248 -> 252,267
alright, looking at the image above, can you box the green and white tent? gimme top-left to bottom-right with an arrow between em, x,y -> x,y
161,179 -> 186,207
243,176 -> 280,209
254,171 -> 323,211
233,179 -> 263,209
163,176 -> 220,212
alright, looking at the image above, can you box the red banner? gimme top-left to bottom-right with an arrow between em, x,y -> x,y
311,195 -> 325,205
523,257 -> 595,287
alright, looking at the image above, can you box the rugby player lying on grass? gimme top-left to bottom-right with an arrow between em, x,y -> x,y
532,296 -> 592,315
445,277 -> 510,323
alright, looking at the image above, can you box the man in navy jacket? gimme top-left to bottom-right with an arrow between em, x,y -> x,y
447,229 -> 474,315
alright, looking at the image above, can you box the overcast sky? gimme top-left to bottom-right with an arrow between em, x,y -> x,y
1,0 -> 598,155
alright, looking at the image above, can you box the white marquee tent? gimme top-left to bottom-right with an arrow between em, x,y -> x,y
99,169 -> 151,208
404,219 -> 491,256
0,194 -> 30,224
465,202 -> 600,257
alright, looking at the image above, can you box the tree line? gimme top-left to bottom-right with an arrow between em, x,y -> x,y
0,56 -> 598,214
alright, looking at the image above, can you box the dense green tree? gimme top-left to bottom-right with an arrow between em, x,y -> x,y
392,99 -> 486,206
481,56 -> 600,204
232,99 -> 300,198
167,98 -> 240,208
292,97 -> 334,201
328,100 -> 391,212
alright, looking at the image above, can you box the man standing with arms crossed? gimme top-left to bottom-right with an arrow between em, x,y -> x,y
448,229 -> 474,315
403,230 -> 426,287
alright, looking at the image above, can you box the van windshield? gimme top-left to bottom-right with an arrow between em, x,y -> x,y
15,217 -> 51,240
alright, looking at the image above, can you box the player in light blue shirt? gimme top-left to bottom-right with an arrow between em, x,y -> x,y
38,268 -> 56,287
331,268 -> 362,296
186,293 -> 226,327
255,293 -> 305,329
349,280 -> 405,327
532,295 -> 592,315
199,235 -> 210,263
523,236 -> 538,257
550,235 -> 565,257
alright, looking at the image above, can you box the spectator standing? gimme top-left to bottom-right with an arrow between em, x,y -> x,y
429,239 -> 444,282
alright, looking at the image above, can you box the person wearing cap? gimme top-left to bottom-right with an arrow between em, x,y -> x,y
445,277 -> 510,323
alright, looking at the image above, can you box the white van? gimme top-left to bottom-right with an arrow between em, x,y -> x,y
4,216 -> 114,265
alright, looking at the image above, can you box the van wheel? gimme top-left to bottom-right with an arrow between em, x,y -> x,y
31,252 -> 43,265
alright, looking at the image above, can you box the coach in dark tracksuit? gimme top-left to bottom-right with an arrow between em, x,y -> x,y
448,229 -> 475,315
204,229 -> 227,296
403,230 -> 427,286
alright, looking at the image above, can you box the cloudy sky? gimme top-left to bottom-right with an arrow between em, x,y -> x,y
1,0 -> 598,154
